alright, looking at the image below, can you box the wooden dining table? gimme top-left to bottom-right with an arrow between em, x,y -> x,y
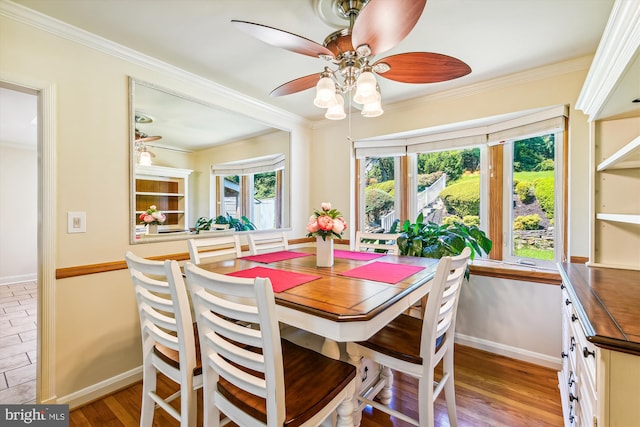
196,246 -> 438,355
196,246 -> 439,426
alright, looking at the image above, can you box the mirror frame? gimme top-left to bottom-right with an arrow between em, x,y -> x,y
129,77 -> 291,244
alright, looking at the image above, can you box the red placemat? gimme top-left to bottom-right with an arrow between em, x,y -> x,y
227,266 -> 321,293
339,262 -> 425,284
333,250 -> 386,261
241,250 -> 312,263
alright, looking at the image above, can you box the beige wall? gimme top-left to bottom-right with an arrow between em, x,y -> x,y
1,8 -> 591,403
0,144 -> 37,284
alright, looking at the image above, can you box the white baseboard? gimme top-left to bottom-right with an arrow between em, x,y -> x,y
56,366 -> 142,410
455,333 -> 562,370
0,274 -> 37,285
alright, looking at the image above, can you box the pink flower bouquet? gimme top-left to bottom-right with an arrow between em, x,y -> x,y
306,202 -> 347,240
139,205 -> 166,226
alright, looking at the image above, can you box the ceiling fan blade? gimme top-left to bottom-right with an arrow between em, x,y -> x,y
232,20 -> 335,59
135,135 -> 162,143
352,0 -> 427,56
270,74 -> 321,97
374,52 -> 471,83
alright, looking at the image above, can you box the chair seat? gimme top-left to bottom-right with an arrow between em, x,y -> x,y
217,339 -> 356,427
357,314 -> 445,365
153,322 -> 203,376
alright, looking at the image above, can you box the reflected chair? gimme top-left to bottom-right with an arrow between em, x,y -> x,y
125,251 -> 202,427
185,262 -> 357,427
354,231 -> 401,254
346,247 -> 471,427
247,231 -> 288,255
187,235 -> 242,265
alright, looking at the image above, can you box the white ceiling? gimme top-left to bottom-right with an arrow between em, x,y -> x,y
3,0 -> 618,149
11,0 -> 615,119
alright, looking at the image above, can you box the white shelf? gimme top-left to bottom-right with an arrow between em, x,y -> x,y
597,135 -> 640,171
136,192 -> 185,197
136,210 -> 184,214
596,213 -> 640,224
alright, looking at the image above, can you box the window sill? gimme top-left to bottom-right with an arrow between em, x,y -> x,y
469,259 -> 561,285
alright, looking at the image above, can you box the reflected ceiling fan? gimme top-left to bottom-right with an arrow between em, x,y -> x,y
134,127 -> 159,165
232,0 -> 471,119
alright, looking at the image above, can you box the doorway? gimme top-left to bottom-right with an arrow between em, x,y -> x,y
0,84 -> 38,403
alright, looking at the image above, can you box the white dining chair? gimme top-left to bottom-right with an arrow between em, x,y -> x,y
354,230 -> 401,254
184,262 -> 357,427
247,231 -> 288,255
347,247 -> 471,427
125,251 -> 202,427
187,234 -> 242,264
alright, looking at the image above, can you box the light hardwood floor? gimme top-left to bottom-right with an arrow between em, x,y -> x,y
0,281 -> 37,404
70,344 -> 562,426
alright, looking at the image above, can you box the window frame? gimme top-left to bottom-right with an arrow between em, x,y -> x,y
499,128 -> 565,269
353,106 -> 568,271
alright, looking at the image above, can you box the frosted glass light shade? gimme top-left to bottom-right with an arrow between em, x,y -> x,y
361,94 -> 383,118
325,93 -> 346,120
139,151 -> 152,166
353,71 -> 377,104
313,77 -> 337,108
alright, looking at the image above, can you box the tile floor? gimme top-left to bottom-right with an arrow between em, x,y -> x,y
0,281 -> 37,404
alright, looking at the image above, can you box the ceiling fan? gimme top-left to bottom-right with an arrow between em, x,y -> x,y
231,0 -> 471,118
134,128 -> 159,165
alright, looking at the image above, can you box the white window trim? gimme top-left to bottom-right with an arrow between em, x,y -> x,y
501,129 -> 564,269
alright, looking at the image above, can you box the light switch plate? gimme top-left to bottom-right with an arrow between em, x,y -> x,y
67,211 -> 86,233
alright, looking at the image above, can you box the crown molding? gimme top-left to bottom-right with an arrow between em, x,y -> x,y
0,0 -> 310,128
394,55 -> 593,112
576,0 -> 640,120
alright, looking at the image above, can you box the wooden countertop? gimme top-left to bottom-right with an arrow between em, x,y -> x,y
559,262 -> 640,356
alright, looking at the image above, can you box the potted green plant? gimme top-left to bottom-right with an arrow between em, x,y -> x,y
396,212 -> 492,278
193,216 -> 213,234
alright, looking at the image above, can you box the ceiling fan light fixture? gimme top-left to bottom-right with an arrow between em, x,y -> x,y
313,75 -> 338,108
139,150 -> 152,166
361,90 -> 383,118
325,93 -> 346,120
353,70 -> 377,104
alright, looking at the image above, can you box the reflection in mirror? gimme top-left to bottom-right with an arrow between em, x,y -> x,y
130,78 -> 291,244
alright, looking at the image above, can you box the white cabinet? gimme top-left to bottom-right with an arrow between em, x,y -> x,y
559,283 -> 598,427
134,165 -> 192,234
559,263 -> 640,427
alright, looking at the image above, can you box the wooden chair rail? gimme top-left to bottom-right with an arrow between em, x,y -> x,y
55,237 -> 561,285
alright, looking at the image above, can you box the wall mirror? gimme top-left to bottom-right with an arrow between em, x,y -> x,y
129,78 -> 291,244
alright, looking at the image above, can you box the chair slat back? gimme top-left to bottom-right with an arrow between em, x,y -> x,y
354,231 -> 401,254
185,262 -> 285,426
125,252 -> 196,373
248,232 -> 288,255
420,247 -> 471,359
188,235 -> 242,264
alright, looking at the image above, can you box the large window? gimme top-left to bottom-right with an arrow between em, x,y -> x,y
360,155 -> 400,233
355,106 -> 567,269
415,148 -> 482,228
501,132 -> 562,268
212,154 -> 284,230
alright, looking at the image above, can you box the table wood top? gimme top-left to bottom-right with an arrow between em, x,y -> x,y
196,247 -> 439,324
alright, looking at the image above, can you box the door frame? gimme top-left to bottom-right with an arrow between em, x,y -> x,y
1,78 -> 57,403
